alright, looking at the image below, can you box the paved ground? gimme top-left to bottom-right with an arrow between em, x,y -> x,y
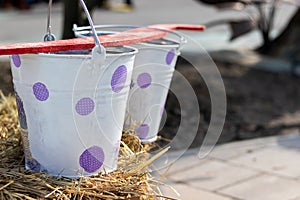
157,133 -> 300,200
1,2 -> 300,199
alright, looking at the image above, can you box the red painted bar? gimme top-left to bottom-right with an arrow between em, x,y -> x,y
0,28 -> 167,55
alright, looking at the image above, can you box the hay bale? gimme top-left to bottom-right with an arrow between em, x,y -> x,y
0,92 -> 173,200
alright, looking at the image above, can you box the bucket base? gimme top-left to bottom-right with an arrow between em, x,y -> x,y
140,135 -> 158,144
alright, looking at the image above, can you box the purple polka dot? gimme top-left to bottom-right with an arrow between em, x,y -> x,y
75,97 -> 95,116
79,146 -> 104,173
12,54 -> 21,68
166,49 -> 175,65
136,124 -> 150,139
26,159 -> 43,172
111,65 -> 127,93
137,73 -> 152,89
33,82 -> 49,101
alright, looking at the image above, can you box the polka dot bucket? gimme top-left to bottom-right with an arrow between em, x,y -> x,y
10,46 -> 137,177
73,25 -> 185,143
126,39 -> 181,143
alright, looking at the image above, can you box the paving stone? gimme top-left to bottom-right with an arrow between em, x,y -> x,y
219,174 -> 300,200
272,134 -> 300,150
160,182 -> 234,200
290,197 -> 300,200
229,146 -> 300,178
167,159 -> 259,191
208,138 -> 269,160
209,134 -> 300,160
151,149 -> 207,176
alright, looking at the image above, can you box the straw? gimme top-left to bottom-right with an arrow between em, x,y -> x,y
0,91 -> 177,200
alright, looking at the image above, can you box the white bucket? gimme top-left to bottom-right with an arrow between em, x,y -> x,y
11,46 -> 137,177
74,25 -> 184,143
127,40 -> 181,143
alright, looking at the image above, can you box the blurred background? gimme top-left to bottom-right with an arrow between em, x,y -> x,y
0,0 -> 296,47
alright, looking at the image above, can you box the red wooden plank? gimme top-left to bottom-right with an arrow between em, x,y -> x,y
150,24 -> 205,31
0,28 -> 167,55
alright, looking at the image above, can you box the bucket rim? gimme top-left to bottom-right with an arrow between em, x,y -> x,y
73,24 -> 186,49
25,45 -> 138,59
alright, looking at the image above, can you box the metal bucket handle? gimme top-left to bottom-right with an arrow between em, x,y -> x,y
44,0 -> 56,42
44,0 -> 106,64
78,0 -> 106,64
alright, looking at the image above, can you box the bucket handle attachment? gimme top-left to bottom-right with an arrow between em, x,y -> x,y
79,0 -> 106,65
43,0 -> 106,64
